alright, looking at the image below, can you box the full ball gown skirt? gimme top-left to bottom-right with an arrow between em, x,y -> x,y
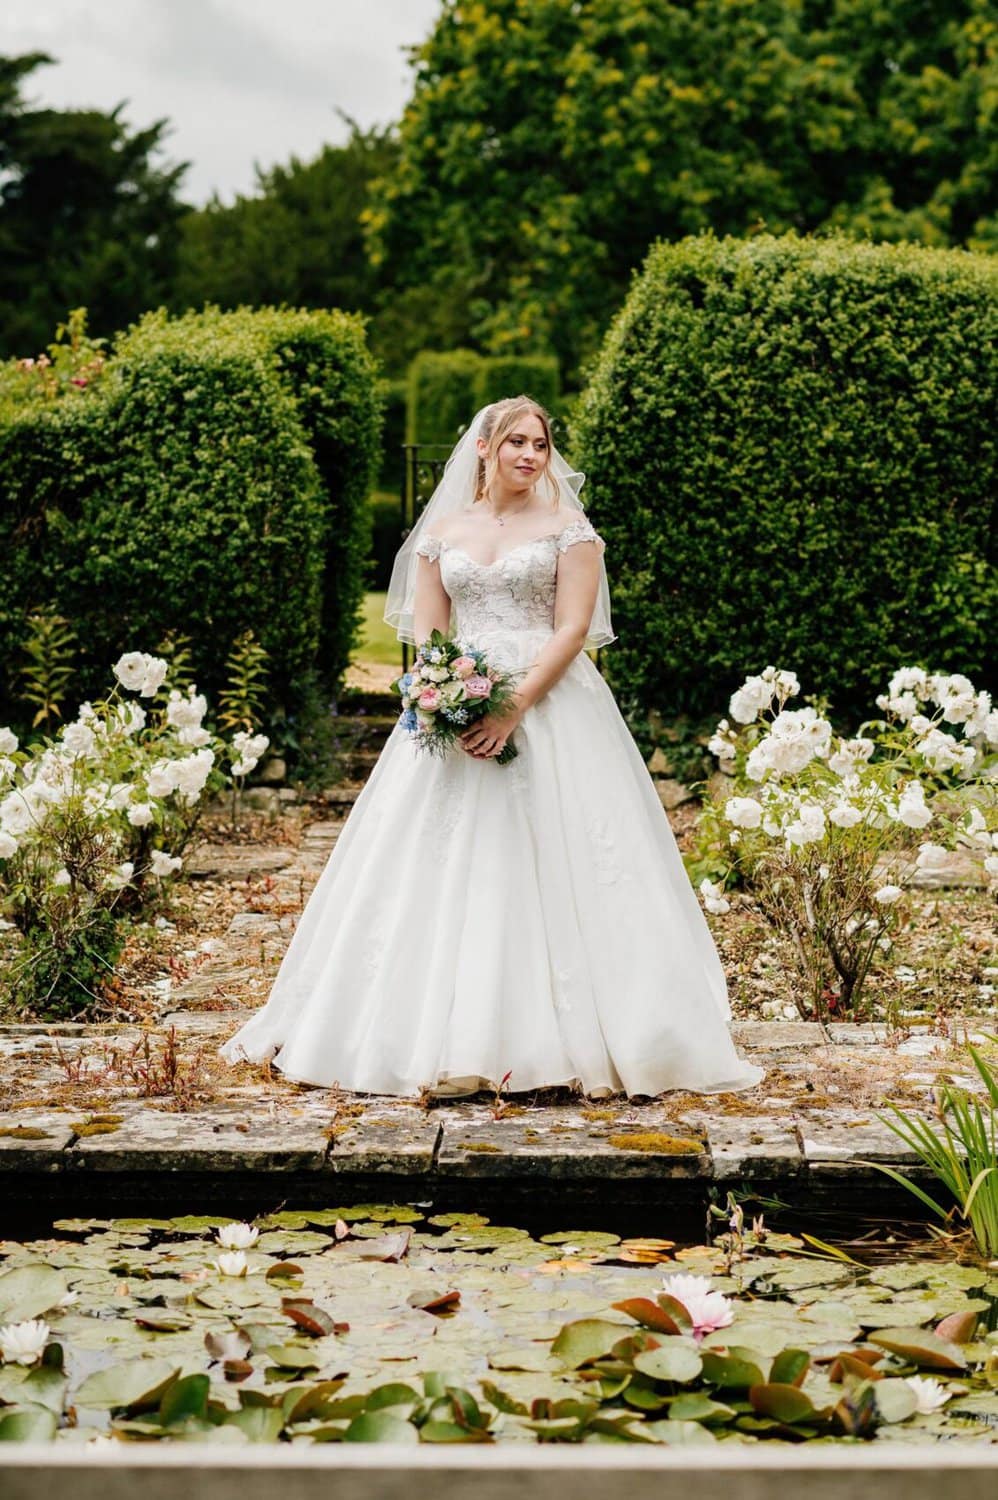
219,519 -> 763,1097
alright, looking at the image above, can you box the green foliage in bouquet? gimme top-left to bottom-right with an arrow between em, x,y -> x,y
573,233 -> 997,729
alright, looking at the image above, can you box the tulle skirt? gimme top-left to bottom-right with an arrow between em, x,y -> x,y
218,629 -> 763,1098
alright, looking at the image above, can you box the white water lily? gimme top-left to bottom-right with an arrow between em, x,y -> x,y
0,1318 -> 50,1365
212,1250 -> 250,1277
660,1272 -> 734,1339
903,1375 -> 951,1414
217,1221 -> 259,1250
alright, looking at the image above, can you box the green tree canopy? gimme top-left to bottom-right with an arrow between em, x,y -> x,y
0,53 -> 188,358
173,119 -> 397,316
367,0 -> 998,379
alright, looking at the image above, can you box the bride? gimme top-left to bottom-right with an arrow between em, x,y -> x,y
219,396 -> 763,1098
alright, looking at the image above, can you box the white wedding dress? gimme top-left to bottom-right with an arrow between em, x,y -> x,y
219,517 -> 763,1097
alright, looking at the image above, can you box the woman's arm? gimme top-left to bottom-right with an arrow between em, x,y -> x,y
459,540 -> 601,759
413,551 -> 452,643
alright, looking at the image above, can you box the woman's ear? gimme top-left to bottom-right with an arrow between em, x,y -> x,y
476,437 -> 489,458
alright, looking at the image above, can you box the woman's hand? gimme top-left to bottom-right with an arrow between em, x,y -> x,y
459,696 -> 524,759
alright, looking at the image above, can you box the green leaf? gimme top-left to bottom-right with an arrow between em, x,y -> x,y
550,1319 -> 630,1369
748,1383 -> 819,1424
0,1264 -> 68,1322
160,1373 -> 210,1425
666,1393 -> 735,1424
699,1350 -> 765,1389
364,1383 -> 421,1411
75,1358 -> 180,1412
0,1403 -> 58,1442
873,1378 -> 920,1424
642,1418 -> 718,1445
769,1349 -> 810,1386
611,1297 -> 689,1335
632,1342 -> 703,1384
344,1410 -> 419,1443
223,1405 -> 285,1442
868,1328 -> 967,1371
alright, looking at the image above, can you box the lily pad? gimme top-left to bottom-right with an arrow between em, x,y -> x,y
550,1319 -> 630,1370
868,1328 -> 967,1372
0,1403 -> 58,1442
632,1343 -> 703,1384
75,1357 -> 180,1411
344,1410 -> 419,1443
0,1263 -> 68,1322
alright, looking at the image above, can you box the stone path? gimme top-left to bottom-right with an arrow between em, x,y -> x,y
1,696 -> 993,1221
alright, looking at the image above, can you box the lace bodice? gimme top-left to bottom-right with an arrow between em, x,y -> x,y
415,518 -> 605,642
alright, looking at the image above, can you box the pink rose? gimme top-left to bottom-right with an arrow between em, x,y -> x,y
417,687 -> 442,710
464,675 -> 492,700
451,656 -> 476,679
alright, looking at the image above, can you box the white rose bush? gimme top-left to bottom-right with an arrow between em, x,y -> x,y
0,651 -> 269,1018
695,667 -> 997,1021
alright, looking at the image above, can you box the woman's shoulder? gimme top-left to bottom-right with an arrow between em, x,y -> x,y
550,509 -> 605,552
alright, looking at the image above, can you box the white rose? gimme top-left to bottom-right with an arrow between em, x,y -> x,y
232,731 -> 269,760
0,830 -> 18,858
128,802 -> 154,827
874,884 -> 903,905
916,843 -> 950,871
173,748 -> 214,803
729,674 -> 774,724
698,877 -> 730,915
984,853 -> 998,879
146,760 -> 179,799
0,792 -> 33,837
108,782 -> 132,811
896,785 -> 932,830
150,849 -> 182,878
113,651 -> 150,691
0,757 -> 16,785
166,688 -> 208,730
107,861 -> 135,889
138,657 -> 169,698
178,725 -> 211,747
62,721 -> 96,759
724,796 -> 763,829
0,728 -> 18,755
52,868 -> 72,887
230,758 -> 257,778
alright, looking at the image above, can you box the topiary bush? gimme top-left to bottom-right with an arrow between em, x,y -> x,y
406,349 -> 483,445
0,305 -> 382,729
407,350 -> 563,444
473,355 -> 561,417
572,233 -> 997,730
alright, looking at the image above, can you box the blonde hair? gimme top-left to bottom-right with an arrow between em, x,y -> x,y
474,396 -> 559,508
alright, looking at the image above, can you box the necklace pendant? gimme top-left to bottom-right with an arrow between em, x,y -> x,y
496,514 -> 505,525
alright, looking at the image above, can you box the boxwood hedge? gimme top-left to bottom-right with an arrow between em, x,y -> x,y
406,350 -> 562,444
0,305 -> 381,726
572,233 -> 997,728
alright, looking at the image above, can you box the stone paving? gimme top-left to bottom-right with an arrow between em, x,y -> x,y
1,791 -> 994,1216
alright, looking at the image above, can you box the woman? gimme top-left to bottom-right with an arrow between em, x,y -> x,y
219,397 -> 762,1098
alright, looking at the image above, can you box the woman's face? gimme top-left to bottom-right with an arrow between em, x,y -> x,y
481,412 -> 550,492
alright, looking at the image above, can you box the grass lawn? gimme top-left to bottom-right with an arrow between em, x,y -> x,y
354,591 -> 401,668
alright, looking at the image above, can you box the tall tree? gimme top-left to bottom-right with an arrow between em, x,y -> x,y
174,119 -> 398,315
366,0 -> 998,379
0,53 -> 188,357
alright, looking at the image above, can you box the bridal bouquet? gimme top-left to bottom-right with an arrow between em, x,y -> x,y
393,630 -> 521,765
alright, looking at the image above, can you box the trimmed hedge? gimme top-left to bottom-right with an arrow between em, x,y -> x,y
406,350 -> 562,444
572,233 -> 997,727
472,355 -> 560,417
0,305 -> 381,725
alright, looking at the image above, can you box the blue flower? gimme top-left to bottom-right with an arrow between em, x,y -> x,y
427,649 -> 443,664
402,709 -> 418,733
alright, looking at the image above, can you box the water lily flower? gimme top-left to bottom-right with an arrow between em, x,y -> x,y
0,1318 -> 50,1365
660,1272 -> 734,1339
903,1376 -> 951,1414
216,1222 -> 259,1250
212,1250 -> 250,1277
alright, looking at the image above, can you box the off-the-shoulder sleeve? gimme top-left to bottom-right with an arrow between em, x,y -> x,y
414,534 -> 443,562
555,517 -> 605,553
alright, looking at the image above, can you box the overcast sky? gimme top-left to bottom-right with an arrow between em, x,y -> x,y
0,0 -> 443,204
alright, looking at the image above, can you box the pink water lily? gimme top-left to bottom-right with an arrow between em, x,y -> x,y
660,1272 -> 734,1340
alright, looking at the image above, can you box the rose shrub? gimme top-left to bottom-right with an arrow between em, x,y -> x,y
0,652 -> 269,1019
693,666 -> 997,1020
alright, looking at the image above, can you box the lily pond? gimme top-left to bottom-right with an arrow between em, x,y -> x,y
0,1204 -> 997,1446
